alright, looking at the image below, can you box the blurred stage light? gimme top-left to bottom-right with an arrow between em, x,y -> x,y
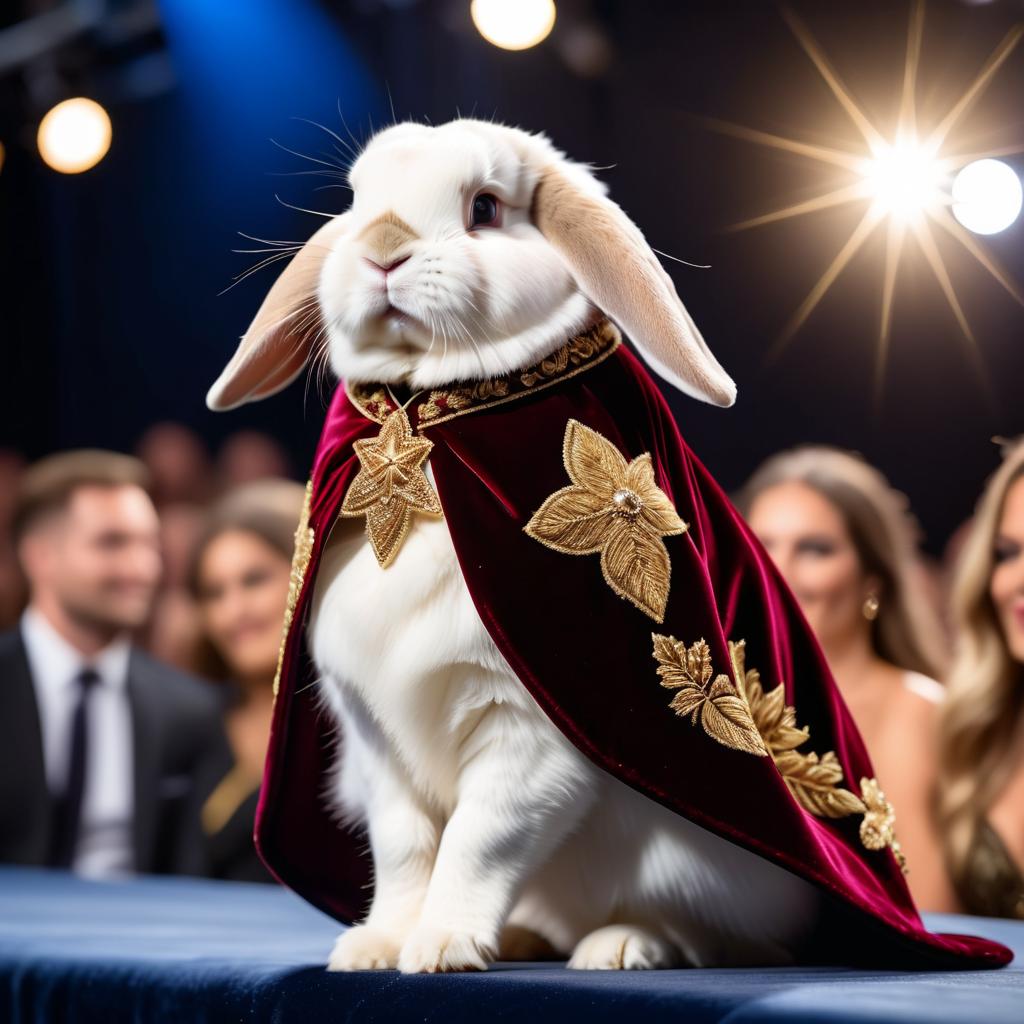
471,0 -> 555,51
952,159 -> 1022,235
0,140 -> 4,174
862,139 -> 944,222
37,97 -> 112,174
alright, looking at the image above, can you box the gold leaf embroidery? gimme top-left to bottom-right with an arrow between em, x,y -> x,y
859,776 -> 909,874
733,640 -> 866,818
273,479 -> 315,697
652,636 -> 767,756
525,420 -> 688,622
339,405 -> 443,567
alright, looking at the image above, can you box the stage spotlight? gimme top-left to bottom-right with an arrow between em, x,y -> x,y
861,139 -> 944,222
471,0 -> 555,51
0,140 -> 4,174
952,158 -> 1022,235
37,97 -> 112,174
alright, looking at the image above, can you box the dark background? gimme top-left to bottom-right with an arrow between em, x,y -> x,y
2,0 -> 1022,553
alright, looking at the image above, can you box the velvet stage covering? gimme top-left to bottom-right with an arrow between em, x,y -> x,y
2,868 -> 1023,1023
259,318 -> 1010,970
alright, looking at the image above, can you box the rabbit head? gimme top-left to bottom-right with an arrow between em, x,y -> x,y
206,118 -> 736,411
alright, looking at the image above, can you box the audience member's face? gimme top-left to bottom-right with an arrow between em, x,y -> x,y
37,484 -> 162,632
747,481 -> 873,650
196,530 -> 290,682
991,474 -> 1024,664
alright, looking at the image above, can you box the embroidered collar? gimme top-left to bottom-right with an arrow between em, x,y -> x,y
344,317 -> 621,430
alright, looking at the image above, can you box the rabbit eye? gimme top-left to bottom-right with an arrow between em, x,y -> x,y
470,193 -> 500,228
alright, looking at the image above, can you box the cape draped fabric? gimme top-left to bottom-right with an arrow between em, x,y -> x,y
257,317 -> 1011,970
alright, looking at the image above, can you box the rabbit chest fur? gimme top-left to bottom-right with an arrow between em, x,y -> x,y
308,462 -> 819,972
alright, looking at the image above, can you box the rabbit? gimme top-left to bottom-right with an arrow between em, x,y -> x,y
207,118 -> 821,973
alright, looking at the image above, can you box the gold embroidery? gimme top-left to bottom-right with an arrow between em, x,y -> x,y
859,776 -> 909,874
652,636 -> 767,756
654,636 -> 868,820
733,640 -> 866,818
525,419 -> 688,622
273,479 -> 315,697
345,318 -> 621,429
338,405 -> 443,567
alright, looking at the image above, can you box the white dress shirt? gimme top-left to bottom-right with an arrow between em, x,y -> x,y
20,605 -> 135,877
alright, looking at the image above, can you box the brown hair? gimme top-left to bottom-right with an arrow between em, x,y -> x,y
938,437 -> 1024,893
734,445 -> 946,678
185,479 -> 306,682
13,449 -> 152,543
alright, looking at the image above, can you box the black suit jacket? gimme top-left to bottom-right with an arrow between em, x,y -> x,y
0,627 -> 231,875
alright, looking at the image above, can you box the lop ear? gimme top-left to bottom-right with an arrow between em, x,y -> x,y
532,165 -> 736,407
206,214 -> 349,411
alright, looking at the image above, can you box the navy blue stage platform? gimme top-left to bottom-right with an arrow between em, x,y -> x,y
1,867 -> 1023,1023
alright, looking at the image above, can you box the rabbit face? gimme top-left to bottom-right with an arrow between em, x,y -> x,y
207,117 -> 737,413
319,120 -> 595,388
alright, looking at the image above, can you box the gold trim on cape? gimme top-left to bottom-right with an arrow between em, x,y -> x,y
273,479 -> 315,697
345,318 -> 621,430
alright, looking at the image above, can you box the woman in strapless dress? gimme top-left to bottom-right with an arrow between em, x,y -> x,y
939,437 -> 1024,919
737,446 -> 954,910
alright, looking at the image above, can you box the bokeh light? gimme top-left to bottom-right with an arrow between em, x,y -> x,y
37,97 -> 112,174
952,158 -> 1022,235
471,0 -> 556,51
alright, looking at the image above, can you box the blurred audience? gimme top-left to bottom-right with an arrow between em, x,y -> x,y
136,422 -> 215,508
216,431 -> 291,489
736,446 -> 954,910
186,479 -> 306,884
0,450 -> 27,630
0,450 -> 229,878
938,437 -> 1024,919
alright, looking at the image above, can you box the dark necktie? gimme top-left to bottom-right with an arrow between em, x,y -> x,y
48,667 -> 101,868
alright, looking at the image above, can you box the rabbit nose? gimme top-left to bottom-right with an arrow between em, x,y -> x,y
363,254 -> 411,276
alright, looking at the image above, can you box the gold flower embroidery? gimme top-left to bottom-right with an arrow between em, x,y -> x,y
339,405 -> 443,567
273,479 -> 315,697
525,420 -> 688,622
652,636 -> 767,756
859,776 -> 909,873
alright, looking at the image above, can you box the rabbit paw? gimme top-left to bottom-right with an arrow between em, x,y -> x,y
398,925 -> 495,974
327,925 -> 404,971
567,924 -> 678,970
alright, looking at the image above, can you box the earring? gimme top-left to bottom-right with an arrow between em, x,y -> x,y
862,594 -> 880,621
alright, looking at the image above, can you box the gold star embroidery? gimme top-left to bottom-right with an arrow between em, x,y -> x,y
524,419 -> 688,622
339,406 -> 443,567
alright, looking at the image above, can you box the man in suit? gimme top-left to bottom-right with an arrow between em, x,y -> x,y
0,449 -> 230,876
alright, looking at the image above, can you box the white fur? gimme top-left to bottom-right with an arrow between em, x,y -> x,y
319,120 -> 615,389
260,118 -> 814,972
311,468 -> 818,974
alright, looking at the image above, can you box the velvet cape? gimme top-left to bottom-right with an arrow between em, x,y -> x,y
255,321 -> 1011,970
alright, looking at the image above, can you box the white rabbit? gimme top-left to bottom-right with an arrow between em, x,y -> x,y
207,118 -> 820,972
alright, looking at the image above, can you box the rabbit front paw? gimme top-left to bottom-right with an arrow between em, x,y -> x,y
398,925 -> 496,974
327,925 -> 404,971
567,924 -> 679,970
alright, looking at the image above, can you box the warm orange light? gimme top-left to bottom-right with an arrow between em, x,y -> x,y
37,97 -> 112,174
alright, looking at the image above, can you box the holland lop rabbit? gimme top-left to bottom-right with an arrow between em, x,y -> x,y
207,118 -> 820,973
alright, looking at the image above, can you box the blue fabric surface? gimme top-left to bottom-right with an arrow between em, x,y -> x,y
1,867 -> 1022,1023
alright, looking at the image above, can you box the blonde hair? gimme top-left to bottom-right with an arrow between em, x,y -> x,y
735,445 -> 946,678
938,437 -> 1024,889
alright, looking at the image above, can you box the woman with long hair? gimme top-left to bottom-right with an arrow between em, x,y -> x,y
186,478 -> 306,883
938,438 -> 1024,918
736,446 -> 954,909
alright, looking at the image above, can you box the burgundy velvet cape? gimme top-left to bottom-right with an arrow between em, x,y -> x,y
256,330 -> 1010,970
